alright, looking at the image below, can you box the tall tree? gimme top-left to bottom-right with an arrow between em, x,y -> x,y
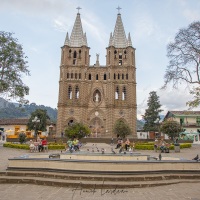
162,21 -> 200,107
27,109 -> 50,136
113,120 -> 131,138
0,31 -> 30,105
143,91 -> 163,132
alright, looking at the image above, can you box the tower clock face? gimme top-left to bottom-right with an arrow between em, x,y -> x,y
95,111 -> 99,116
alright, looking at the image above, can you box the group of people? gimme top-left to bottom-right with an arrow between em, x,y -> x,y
29,137 -> 48,153
154,138 -> 170,153
115,137 -> 134,151
66,137 -> 81,152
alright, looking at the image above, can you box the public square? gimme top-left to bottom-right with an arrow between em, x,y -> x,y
0,142 -> 200,200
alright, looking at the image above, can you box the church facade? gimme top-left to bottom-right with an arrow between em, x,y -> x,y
56,10 -> 137,138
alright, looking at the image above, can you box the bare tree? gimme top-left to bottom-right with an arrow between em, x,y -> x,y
163,21 -> 200,107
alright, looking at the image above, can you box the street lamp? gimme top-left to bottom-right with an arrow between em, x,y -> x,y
32,116 -> 40,138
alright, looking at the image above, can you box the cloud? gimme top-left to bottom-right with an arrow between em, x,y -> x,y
53,17 -> 70,32
183,9 -> 200,21
158,88 -> 193,113
0,0 -> 73,16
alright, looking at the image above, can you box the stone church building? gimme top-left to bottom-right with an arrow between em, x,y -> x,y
56,10 -> 137,138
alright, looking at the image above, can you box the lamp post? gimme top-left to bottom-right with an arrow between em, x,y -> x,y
32,116 -> 40,138
154,117 -> 160,139
49,124 -> 53,137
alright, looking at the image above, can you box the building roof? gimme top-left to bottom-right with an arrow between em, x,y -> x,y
169,111 -> 200,116
164,111 -> 200,121
109,13 -> 132,48
0,118 -> 55,125
65,13 -> 88,47
0,118 -> 29,125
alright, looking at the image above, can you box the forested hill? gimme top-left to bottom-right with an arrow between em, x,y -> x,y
0,98 -> 57,121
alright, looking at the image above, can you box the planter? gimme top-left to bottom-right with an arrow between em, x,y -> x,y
174,145 -> 180,152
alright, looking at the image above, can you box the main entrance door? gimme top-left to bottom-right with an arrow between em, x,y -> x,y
89,117 -> 104,138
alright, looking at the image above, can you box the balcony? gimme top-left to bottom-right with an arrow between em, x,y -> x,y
182,122 -> 200,127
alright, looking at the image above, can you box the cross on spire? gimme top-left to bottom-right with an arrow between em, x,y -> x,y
116,6 -> 121,14
76,6 -> 82,13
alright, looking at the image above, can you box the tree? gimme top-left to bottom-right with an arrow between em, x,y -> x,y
65,122 -> 90,139
0,31 -> 30,105
18,132 -> 26,144
113,120 -> 131,138
160,120 -> 182,141
162,21 -> 200,107
142,91 -> 163,132
27,109 -> 50,136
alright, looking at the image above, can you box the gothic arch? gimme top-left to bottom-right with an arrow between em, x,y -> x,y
64,117 -> 77,127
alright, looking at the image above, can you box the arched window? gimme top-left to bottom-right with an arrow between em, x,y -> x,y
115,86 -> 119,100
126,74 -> 128,80
69,49 -> 72,57
68,119 -> 74,126
122,74 -> 124,80
114,73 -> 116,80
96,74 -> 98,80
68,86 -> 72,99
118,73 -> 120,79
89,73 -> 91,80
122,86 -> 126,100
75,86 -> 79,99
104,74 -> 107,80
124,50 -> 127,59
71,73 -> 73,79
119,53 -> 122,65
114,50 -> 117,59
75,73 -> 77,79
73,51 -> 77,58
79,73 -> 81,79
73,51 -> 77,65
109,51 -> 111,65
67,73 -> 69,79
79,50 -> 81,58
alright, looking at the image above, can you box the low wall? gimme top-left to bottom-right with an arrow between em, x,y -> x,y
8,158 -> 200,174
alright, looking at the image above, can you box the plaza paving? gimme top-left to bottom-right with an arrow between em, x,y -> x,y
0,142 -> 200,199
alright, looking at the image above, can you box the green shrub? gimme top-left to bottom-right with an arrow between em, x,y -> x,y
48,145 -> 65,150
3,142 -> 66,150
3,142 -> 29,150
135,144 -> 154,150
134,143 -> 192,150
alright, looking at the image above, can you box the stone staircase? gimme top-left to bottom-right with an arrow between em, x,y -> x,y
1,171 -> 200,189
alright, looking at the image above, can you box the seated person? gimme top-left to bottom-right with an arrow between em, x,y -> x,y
67,138 -> 73,151
73,138 -> 79,151
160,139 -> 167,152
38,138 -> 43,152
29,140 -> 35,153
115,138 -> 123,149
42,138 -> 48,151
33,139 -> 39,152
154,138 -> 159,151
125,138 -> 130,151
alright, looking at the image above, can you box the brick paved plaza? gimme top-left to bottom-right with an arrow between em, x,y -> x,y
0,143 -> 200,200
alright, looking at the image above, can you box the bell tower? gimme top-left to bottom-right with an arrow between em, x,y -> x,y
57,9 -> 90,135
105,8 -> 137,137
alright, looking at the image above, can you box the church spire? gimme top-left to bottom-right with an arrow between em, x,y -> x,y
65,9 -> 88,47
127,32 -> 132,46
64,32 -> 70,46
109,8 -> 132,48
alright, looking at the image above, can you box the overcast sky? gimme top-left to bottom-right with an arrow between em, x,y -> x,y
0,0 -> 200,119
